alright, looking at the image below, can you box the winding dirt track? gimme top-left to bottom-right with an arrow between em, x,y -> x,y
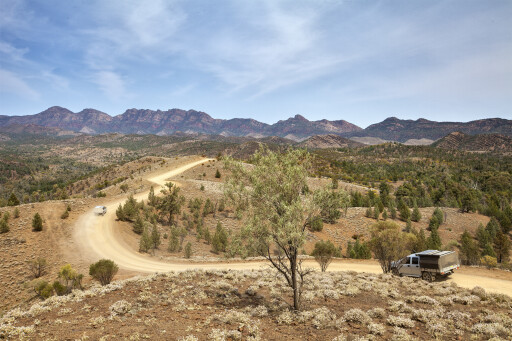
73,158 -> 512,296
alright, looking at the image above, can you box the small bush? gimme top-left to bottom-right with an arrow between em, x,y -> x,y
89,259 -> 119,286
32,280 -> 54,299
218,199 -> 225,212
14,207 -> 20,218
311,240 -> 340,272
32,213 -> 43,231
212,222 -> 228,253
0,217 -> 9,233
309,216 -> 323,232
53,281 -> 67,296
387,315 -> 415,328
57,264 -> 83,293
60,210 -> 69,219
200,184 -> 205,191
215,169 -> 221,178
185,242 -> 192,258
481,255 -> 497,269
7,192 -> 20,206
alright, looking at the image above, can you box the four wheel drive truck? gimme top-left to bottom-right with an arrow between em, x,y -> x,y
391,250 -> 460,282
93,206 -> 107,216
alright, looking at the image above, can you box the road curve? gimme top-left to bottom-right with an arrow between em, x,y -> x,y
73,158 -> 512,296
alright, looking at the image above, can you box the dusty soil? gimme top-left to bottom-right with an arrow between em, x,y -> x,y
2,269 -> 511,340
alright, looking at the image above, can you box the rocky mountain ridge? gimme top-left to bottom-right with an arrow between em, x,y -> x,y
0,106 -> 510,141
347,116 -> 512,142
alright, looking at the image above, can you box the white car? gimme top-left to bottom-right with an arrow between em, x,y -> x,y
94,206 -> 107,216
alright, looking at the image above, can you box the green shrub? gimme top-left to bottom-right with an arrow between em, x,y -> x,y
212,222 -> 228,253
184,242 -> 192,258
32,213 -> 43,231
139,227 -> 152,253
150,224 -> 161,249
215,169 -> 221,178
14,207 -> 20,218
89,259 -> 119,286
58,264 -> 83,293
309,216 -> 323,232
32,280 -> 53,299
168,225 -> 181,252
0,218 -> 9,234
200,184 -> 205,191
411,204 -> 421,222
7,192 -> 20,206
481,255 -> 497,269
132,215 -> 144,234
365,207 -> 373,218
433,207 -> 444,225
53,281 -> 67,296
218,199 -> 225,212
60,210 -> 69,219
347,239 -> 371,259
427,226 -> 442,250
311,240 -> 340,272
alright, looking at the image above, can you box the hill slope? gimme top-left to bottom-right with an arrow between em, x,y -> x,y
348,117 -> 512,142
432,132 -> 512,152
299,134 -> 363,149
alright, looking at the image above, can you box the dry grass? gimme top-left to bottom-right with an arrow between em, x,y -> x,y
1,269 -> 511,340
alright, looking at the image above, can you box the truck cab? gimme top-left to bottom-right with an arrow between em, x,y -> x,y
398,255 -> 421,277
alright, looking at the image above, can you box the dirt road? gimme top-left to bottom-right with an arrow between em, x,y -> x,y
73,158 -> 512,296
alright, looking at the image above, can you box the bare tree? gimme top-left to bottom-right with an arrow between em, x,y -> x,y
28,257 -> 47,278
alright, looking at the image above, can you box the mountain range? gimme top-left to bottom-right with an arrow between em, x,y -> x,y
0,106 -> 510,142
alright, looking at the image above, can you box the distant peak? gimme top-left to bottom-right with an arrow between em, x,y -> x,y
293,114 -> 308,121
384,116 -> 400,122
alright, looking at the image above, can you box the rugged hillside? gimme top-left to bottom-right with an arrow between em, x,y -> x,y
266,115 -> 362,141
0,107 -> 113,134
347,117 -> 512,142
432,132 -> 512,152
299,134 -> 363,149
0,124 -> 81,137
0,107 -> 361,140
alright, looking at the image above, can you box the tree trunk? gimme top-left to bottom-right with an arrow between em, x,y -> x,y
290,252 -> 300,310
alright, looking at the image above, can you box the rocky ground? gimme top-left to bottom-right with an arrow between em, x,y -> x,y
1,269 -> 511,340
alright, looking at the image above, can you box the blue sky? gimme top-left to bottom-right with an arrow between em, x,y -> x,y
0,0 -> 511,128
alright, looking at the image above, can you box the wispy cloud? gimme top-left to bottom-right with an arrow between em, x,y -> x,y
92,71 -> 129,101
0,69 -> 40,100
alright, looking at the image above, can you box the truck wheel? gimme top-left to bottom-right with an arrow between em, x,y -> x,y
421,271 -> 432,282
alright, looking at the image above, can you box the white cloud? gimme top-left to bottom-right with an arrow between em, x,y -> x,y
92,71 -> 129,101
0,69 -> 40,99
